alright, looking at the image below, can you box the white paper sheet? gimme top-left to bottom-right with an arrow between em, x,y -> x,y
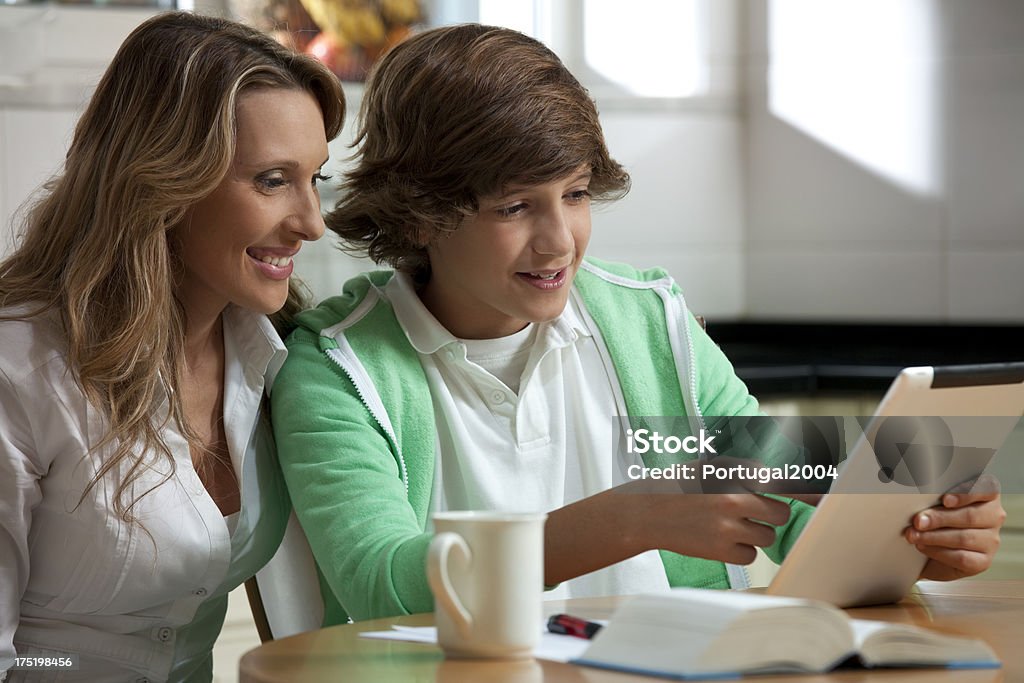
360,624 -> 594,663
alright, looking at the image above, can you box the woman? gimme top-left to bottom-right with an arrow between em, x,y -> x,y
0,12 -> 343,682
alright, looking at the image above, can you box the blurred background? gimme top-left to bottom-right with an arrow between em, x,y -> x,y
1,1 -> 1022,678
2,0 -> 1022,327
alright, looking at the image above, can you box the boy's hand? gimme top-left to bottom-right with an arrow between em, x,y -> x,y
625,458 -> 795,566
544,470 -> 795,585
908,475 -> 1005,581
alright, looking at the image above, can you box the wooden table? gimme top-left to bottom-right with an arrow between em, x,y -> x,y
239,581 -> 1021,682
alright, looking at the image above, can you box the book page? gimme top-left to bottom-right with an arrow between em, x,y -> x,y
851,618 -> 999,668
850,618 -> 891,646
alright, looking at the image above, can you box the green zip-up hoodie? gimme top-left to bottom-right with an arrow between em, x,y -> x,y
271,258 -> 812,625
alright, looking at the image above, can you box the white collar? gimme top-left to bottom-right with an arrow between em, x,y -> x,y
221,304 -> 287,391
384,271 -> 592,356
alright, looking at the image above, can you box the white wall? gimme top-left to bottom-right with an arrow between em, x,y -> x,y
0,6 -> 161,253
584,0 -> 747,317
743,0 -> 1024,323
591,111 -> 746,317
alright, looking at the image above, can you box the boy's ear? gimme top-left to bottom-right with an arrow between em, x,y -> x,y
410,226 -> 433,248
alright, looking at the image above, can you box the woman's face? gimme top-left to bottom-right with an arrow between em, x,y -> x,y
175,88 -> 330,323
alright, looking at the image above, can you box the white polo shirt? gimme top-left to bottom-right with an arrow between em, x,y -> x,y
385,273 -> 669,599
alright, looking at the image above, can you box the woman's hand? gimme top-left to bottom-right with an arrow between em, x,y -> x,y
910,475 -> 1006,581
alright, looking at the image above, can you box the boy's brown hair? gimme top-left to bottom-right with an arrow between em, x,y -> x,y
328,23 -> 630,278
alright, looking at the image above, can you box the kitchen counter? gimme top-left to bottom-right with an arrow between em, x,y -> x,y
706,320 -> 1024,396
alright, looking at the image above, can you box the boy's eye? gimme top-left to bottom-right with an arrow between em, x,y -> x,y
567,189 -> 591,203
497,202 -> 527,218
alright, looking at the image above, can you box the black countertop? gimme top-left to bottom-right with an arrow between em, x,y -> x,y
705,321 -> 1024,396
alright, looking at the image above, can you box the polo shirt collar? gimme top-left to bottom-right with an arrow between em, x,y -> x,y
385,271 -> 592,355
386,272 -> 459,355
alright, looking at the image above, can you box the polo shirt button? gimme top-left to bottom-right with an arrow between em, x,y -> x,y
193,587 -> 208,597
490,390 -> 506,405
156,627 -> 174,642
136,678 -> 151,683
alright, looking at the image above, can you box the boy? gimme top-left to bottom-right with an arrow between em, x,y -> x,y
271,24 -> 1004,623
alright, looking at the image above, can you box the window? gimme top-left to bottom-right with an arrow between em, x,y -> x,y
434,0 -> 707,102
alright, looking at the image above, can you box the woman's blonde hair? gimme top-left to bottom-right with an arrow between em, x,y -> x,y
328,24 -> 629,279
0,11 -> 344,523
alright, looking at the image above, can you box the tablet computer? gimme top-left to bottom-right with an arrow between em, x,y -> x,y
766,362 -> 1024,607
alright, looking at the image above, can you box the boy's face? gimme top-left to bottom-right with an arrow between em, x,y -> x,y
420,166 -> 592,339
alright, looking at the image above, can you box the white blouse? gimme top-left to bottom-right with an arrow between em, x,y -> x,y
0,305 -> 290,683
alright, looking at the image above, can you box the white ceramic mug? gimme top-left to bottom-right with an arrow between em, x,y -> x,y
427,511 -> 547,659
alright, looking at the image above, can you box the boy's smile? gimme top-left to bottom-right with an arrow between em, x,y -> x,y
420,166 -> 592,339
517,268 -> 570,289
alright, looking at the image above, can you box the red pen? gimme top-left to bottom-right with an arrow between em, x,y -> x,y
547,613 -> 603,639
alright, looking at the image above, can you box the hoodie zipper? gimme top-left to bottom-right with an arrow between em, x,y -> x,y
323,343 -> 410,496
662,285 -> 750,590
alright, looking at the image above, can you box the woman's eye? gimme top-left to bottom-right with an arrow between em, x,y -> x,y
256,174 -> 287,191
497,203 -> 527,218
312,172 -> 333,186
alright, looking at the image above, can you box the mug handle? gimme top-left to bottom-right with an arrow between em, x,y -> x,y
427,531 -> 473,638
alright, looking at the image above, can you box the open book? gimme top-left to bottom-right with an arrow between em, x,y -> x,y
575,588 -> 999,680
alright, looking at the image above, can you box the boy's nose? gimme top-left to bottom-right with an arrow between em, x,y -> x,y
532,208 -> 575,256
